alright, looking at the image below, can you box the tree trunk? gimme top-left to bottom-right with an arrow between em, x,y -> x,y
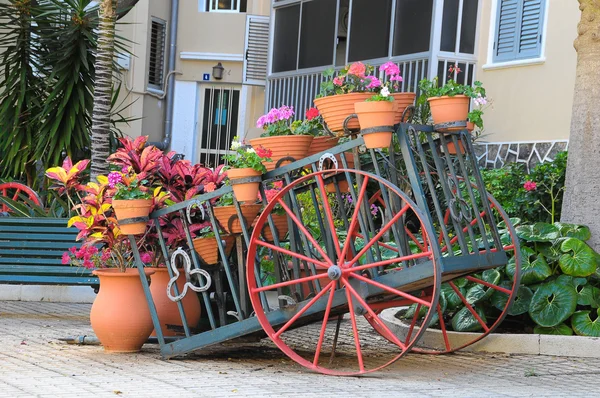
561,0 -> 600,250
90,0 -> 117,180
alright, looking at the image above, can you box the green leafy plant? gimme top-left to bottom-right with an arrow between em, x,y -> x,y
223,137 -> 271,173
108,171 -> 152,200
418,77 -> 486,99
317,62 -> 379,98
366,87 -> 394,102
290,108 -> 328,137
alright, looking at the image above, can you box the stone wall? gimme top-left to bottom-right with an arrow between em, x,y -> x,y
473,140 -> 569,172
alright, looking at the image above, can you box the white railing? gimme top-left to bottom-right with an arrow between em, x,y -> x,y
266,56 -> 431,120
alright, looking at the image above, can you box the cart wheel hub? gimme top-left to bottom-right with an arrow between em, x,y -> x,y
327,265 -> 342,280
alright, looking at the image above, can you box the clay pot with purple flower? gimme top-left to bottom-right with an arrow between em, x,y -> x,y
249,105 -> 313,171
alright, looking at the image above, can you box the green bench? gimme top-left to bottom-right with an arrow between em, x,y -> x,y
0,218 -> 99,289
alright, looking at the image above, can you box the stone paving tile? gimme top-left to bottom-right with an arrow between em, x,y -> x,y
1,301 -> 600,397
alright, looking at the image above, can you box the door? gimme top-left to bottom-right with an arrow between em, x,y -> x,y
196,85 -> 241,167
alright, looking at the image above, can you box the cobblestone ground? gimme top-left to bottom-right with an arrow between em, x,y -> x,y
1,301 -> 599,398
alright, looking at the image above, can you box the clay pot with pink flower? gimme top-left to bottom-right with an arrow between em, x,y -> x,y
224,136 -> 270,203
314,62 -> 383,133
249,105 -> 313,171
379,61 -> 416,125
291,107 -> 340,157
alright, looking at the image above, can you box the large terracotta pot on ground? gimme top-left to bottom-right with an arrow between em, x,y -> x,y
354,100 -> 396,149
192,234 -> 235,265
392,92 -> 416,125
314,92 -> 372,133
149,267 -> 202,337
249,136 -> 313,171
213,204 -> 263,234
306,136 -> 340,157
90,268 -> 155,352
427,95 -> 470,126
226,168 -> 262,203
112,199 -> 153,235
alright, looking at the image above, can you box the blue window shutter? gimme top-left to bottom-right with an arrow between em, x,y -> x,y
493,0 -> 520,62
516,0 -> 545,59
493,0 -> 545,63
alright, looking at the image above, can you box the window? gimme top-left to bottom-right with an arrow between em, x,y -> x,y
205,0 -> 247,12
493,0 -> 546,62
298,0 -> 336,69
440,0 -> 479,54
148,18 -> 166,91
348,0 -> 392,62
272,5 -> 300,73
392,0 -> 434,56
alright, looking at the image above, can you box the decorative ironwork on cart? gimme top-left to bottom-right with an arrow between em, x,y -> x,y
129,122 -> 522,376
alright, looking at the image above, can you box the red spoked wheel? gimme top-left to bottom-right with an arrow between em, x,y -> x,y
365,188 -> 521,354
247,169 -> 441,375
0,182 -> 42,213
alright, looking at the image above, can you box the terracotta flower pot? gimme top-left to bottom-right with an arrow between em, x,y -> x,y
427,95 -> 470,126
192,234 -> 235,265
354,101 -> 396,149
467,122 -> 475,132
392,92 -> 416,125
213,204 -> 263,234
90,268 -> 155,352
314,92 -> 373,132
295,263 -> 329,295
445,140 -> 466,155
259,213 -> 289,242
226,168 -> 262,203
149,267 -> 202,337
249,136 -> 313,171
112,199 -> 153,235
325,174 -> 350,194
306,136 -> 340,157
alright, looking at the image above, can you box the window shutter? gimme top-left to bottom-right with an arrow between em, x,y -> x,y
493,0 -> 545,63
243,15 -> 270,86
517,0 -> 544,59
493,0 -> 520,62
148,19 -> 167,90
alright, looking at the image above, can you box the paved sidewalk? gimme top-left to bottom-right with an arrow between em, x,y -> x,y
0,301 -> 598,398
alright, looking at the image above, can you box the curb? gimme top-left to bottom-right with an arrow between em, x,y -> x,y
379,308 -> 600,358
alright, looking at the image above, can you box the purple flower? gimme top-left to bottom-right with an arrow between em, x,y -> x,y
474,94 -> 487,106
107,171 -> 123,189
381,62 -> 400,77
370,204 -> 379,216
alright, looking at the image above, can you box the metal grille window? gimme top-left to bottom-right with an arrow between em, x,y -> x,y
148,18 -> 166,91
206,0 -> 247,12
493,0 -> 546,62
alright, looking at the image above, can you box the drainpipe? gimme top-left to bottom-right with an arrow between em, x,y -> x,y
151,0 -> 179,150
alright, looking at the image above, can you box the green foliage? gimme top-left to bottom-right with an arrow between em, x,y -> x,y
113,178 -> 152,200
418,78 -> 486,100
318,63 -> 376,98
481,152 -> 567,224
223,137 -> 269,173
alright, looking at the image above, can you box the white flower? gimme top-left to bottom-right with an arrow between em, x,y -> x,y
380,87 -> 390,97
231,140 -> 242,150
246,147 -> 256,154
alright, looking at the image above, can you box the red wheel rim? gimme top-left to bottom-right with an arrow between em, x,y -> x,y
246,169 -> 441,375
0,182 -> 42,213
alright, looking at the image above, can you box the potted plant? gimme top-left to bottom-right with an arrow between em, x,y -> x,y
418,64 -> 486,128
192,225 -> 235,265
380,61 -> 416,125
314,62 -> 384,133
213,192 -> 263,234
354,86 -> 396,149
224,137 -> 271,203
108,170 -> 153,235
249,105 -> 313,171
257,182 -> 289,241
293,107 -> 340,157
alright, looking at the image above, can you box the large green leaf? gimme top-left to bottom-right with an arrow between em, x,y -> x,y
578,285 -> 600,308
571,309 -> 600,337
538,238 -> 567,261
507,246 -> 551,285
554,222 -> 591,241
533,323 -> 573,336
529,281 -> 577,327
465,269 -> 501,304
516,223 -> 560,242
451,305 -> 487,332
490,282 -> 532,316
441,283 -> 465,310
559,238 -> 598,277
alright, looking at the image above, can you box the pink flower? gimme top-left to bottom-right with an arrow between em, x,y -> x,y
107,171 -> 123,189
101,250 -> 111,262
333,76 -> 344,86
305,107 -> 319,121
204,182 -> 216,192
474,94 -> 487,106
348,62 -> 366,78
390,74 -> 403,82
61,252 -> 71,265
524,181 -> 537,191
381,62 -> 400,77
140,252 -> 152,264
366,77 -> 381,89
75,248 -> 85,259
82,259 -> 94,269
273,181 -> 283,189
69,246 -> 78,254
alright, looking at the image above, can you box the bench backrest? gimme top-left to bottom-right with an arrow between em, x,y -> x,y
0,218 -> 98,286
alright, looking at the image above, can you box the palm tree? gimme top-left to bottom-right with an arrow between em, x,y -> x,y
561,1 -> 600,250
90,0 -> 139,180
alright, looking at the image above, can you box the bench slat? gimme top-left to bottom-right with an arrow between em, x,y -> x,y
0,241 -> 76,249
0,249 -> 78,257
0,275 -> 98,285
0,265 -> 92,275
0,226 -> 76,234
0,258 -> 65,265
0,233 -> 78,242
0,218 -> 71,226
